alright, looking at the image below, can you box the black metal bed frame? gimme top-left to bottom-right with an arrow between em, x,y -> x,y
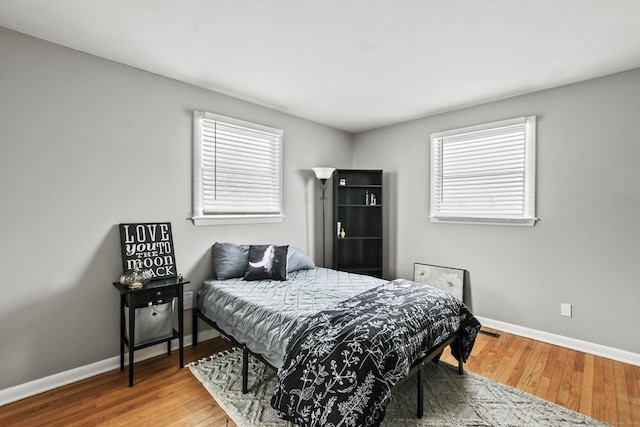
193,307 -> 464,419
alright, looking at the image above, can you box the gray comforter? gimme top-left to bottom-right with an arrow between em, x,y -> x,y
198,267 -> 387,367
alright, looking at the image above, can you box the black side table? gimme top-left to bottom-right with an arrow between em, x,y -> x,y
112,277 -> 188,386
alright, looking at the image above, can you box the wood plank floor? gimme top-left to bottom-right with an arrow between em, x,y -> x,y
1,329 -> 638,426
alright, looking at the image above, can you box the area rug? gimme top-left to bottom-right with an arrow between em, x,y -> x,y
189,348 -> 609,427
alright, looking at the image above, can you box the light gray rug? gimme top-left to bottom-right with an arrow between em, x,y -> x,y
189,348 -> 609,427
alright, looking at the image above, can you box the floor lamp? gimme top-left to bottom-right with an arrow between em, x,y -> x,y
312,167 -> 335,267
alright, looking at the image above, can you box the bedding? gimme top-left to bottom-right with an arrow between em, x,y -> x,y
271,279 -> 480,427
211,242 -> 316,279
211,242 -> 249,279
198,267 -> 387,367
243,244 -> 288,281
286,246 -> 316,272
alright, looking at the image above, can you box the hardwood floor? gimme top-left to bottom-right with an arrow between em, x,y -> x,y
441,329 -> 640,427
1,329 -> 638,426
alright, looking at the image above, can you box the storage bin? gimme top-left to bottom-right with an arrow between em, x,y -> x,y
124,300 -> 174,346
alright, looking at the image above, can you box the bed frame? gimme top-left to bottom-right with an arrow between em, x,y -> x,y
193,307 -> 464,418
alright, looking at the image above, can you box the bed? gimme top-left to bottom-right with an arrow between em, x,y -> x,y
193,243 -> 481,427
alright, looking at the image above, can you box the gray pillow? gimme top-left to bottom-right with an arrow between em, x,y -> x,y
211,242 -> 249,279
287,246 -> 315,273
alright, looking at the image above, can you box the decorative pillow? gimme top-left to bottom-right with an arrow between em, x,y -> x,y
211,242 -> 249,280
243,245 -> 288,281
286,246 -> 315,273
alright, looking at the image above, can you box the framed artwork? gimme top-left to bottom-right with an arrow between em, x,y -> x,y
413,263 -> 464,302
119,222 -> 177,280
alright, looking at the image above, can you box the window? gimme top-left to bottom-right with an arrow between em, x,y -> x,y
430,116 -> 537,226
192,111 -> 284,225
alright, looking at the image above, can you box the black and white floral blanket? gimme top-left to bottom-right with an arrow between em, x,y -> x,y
270,279 -> 481,427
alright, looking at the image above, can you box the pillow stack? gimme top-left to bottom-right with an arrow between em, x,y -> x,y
211,242 -> 315,281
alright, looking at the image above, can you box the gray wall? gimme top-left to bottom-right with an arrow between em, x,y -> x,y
0,27 -> 353,389
352,68 -> 640,354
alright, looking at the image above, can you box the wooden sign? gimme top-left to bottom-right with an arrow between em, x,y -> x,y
119,222 -> 177,280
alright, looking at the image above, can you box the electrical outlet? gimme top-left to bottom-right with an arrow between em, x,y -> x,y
560,303 -> 572,317
183,291 -> 193,310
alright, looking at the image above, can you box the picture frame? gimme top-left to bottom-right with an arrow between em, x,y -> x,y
119,222 -> 177,280
413,262 -> 464,302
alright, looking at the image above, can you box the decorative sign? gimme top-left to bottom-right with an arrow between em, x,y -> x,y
119,222 -> 177,280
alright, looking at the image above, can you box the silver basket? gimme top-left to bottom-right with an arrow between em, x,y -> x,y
124,300 -> 173,346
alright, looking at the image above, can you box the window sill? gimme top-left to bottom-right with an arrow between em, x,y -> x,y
429,217 -> 538,227
192,214 -> 285,226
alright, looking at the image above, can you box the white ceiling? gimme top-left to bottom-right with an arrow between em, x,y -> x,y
1,0 -> 639,133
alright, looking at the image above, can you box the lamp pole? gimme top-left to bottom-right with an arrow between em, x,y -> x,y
318,179 -> 328,267
312,167 -> 335,268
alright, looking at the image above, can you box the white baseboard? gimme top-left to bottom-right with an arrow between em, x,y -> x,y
477,316 -> 640,367
0,329 -> 220,407
4,319 -> 640,408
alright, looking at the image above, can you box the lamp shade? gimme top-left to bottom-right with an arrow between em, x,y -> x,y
312,167 -> 336,181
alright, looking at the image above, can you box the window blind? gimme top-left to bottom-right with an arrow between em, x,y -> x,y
430,116 -> 536,225
193,111 -> 283,222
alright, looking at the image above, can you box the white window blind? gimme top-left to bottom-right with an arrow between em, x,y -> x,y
192,111 -> 284,225
430,116 -> 537,226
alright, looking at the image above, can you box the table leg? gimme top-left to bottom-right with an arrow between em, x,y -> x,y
119,294 -> 125,371
178,284 -> 184,368
128,294 -> 136,387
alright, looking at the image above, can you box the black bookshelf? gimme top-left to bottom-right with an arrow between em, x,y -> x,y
333,169 -> 383,278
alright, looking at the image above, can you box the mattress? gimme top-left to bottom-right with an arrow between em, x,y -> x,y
197,267 -> 387,367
